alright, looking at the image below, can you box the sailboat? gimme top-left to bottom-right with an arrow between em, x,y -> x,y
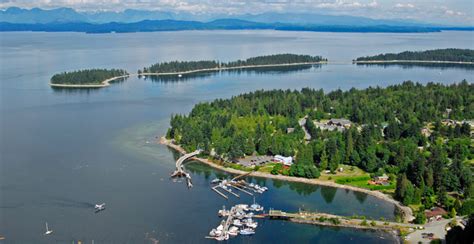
44,222 -> 53,235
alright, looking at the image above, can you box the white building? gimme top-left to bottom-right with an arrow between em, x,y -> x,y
274,155 -> 293,166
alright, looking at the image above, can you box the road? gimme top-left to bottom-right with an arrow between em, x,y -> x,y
405,217 -> 464,243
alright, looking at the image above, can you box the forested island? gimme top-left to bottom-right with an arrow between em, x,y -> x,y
139,54 -> 326,74
165,81 -> 473,224
50,69 -> 129,87
354,48 -> 474,64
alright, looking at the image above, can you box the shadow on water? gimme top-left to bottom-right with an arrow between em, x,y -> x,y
352,190 -> 368,204
355,62 -> 474,70
141,64 -> 321,83
47,196 -> 95,209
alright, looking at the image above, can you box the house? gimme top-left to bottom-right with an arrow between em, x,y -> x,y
369,174 -> 390,186
441,119 -> 458,127
328,118 -> 352,128
425,207 -> 447,222
287,128 -> 295,134
274,155 -> 293,166
314,118 -> 352,132
421,127 -> 431,137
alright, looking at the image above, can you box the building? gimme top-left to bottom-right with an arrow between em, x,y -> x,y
369,174 -> 390,186
421,127 -> 431,137
274,155 -> 293,166
425,207 -> 447,222
328,118 -> 352,128
314,118 -> 352,132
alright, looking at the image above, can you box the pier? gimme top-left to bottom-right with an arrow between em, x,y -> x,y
170,150 -> 201,188
266,209 -> 420,231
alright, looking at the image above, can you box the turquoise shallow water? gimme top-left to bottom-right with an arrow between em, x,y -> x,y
0,30 -> 473,243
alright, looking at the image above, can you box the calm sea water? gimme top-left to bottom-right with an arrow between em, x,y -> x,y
0,30 -> 473,243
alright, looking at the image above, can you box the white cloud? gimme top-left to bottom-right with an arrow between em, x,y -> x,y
395,3 -> 414,9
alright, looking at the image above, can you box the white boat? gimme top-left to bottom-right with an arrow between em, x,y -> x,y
262,186 -> 268,191
44,222 -> 53,235
228,226 -> 239,236
215,233 -> 229,241
249,183 -> 255,188
246,221 -> 258,228
239,228 -> 255,235
249,197 -> 264,211
235,204 -> 249,211
94,203 -> 106,212
209,229 -> 218,237
211,178 -> 221,184
178,74 -> 183,78
233,219 -> 243,227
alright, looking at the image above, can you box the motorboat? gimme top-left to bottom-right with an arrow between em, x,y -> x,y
233,219 -> 243,227
228,226 -> 239,236
239,228 -> 255,235
44,222 -> 53,235
211,178 -> 221,184
215,233 -> 229,241
245,219 -> 258,229
209,229 -> 218,237
94,203 -> 106,212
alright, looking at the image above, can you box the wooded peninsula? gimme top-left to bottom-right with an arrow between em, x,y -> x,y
50,69 -> 129,87
166,81 -> 473,224
354,48 -> 474,63
139,54 -> 327,74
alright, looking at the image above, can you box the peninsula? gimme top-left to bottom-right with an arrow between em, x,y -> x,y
353,48 -> 474,65
49,69 -> 129,88
162,81 -> 473,225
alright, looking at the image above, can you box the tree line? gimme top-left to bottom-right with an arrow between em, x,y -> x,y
51,69 -> 128,85
166,81 -> 473,216
355,48 -> 474,62
139,54 -> 326,73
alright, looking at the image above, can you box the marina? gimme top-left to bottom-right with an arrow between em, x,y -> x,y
207,201 -> 265,241
210,173 -> 268,199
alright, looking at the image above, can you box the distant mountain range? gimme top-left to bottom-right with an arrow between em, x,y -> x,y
0,7 -> 472,33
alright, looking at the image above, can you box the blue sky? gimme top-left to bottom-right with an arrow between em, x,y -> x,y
1,0 -> 473,25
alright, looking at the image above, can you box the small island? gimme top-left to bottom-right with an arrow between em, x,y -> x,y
50,69 -> 129,88
139,54 -> 327,74
162,81 -> 473,226
353,48 -> 474,64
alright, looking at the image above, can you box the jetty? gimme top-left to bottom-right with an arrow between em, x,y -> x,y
266,209 -> 420,231
210,172 -> 268,199
170,149 -> 201,188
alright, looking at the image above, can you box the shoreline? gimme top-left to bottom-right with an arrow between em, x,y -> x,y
353,60 -> 474,65
159,137 -> 414,223
48,61 -> 326,88
49,74 -> 130,88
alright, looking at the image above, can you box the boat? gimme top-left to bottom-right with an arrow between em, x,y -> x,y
94,203 -> 106,212
249,197 -> 264,211
249,183 -> 255,188
228,226 -> 239,236
215,233 -> 229,241
178,74 -> 183,78
209,229 -> 218,237
239,228 -> 255,235
44,222 -> 53,235
233,219 -> 243,227
235,204 -> 249,211
211,178 -> 221,184
245,219 -> 258,228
